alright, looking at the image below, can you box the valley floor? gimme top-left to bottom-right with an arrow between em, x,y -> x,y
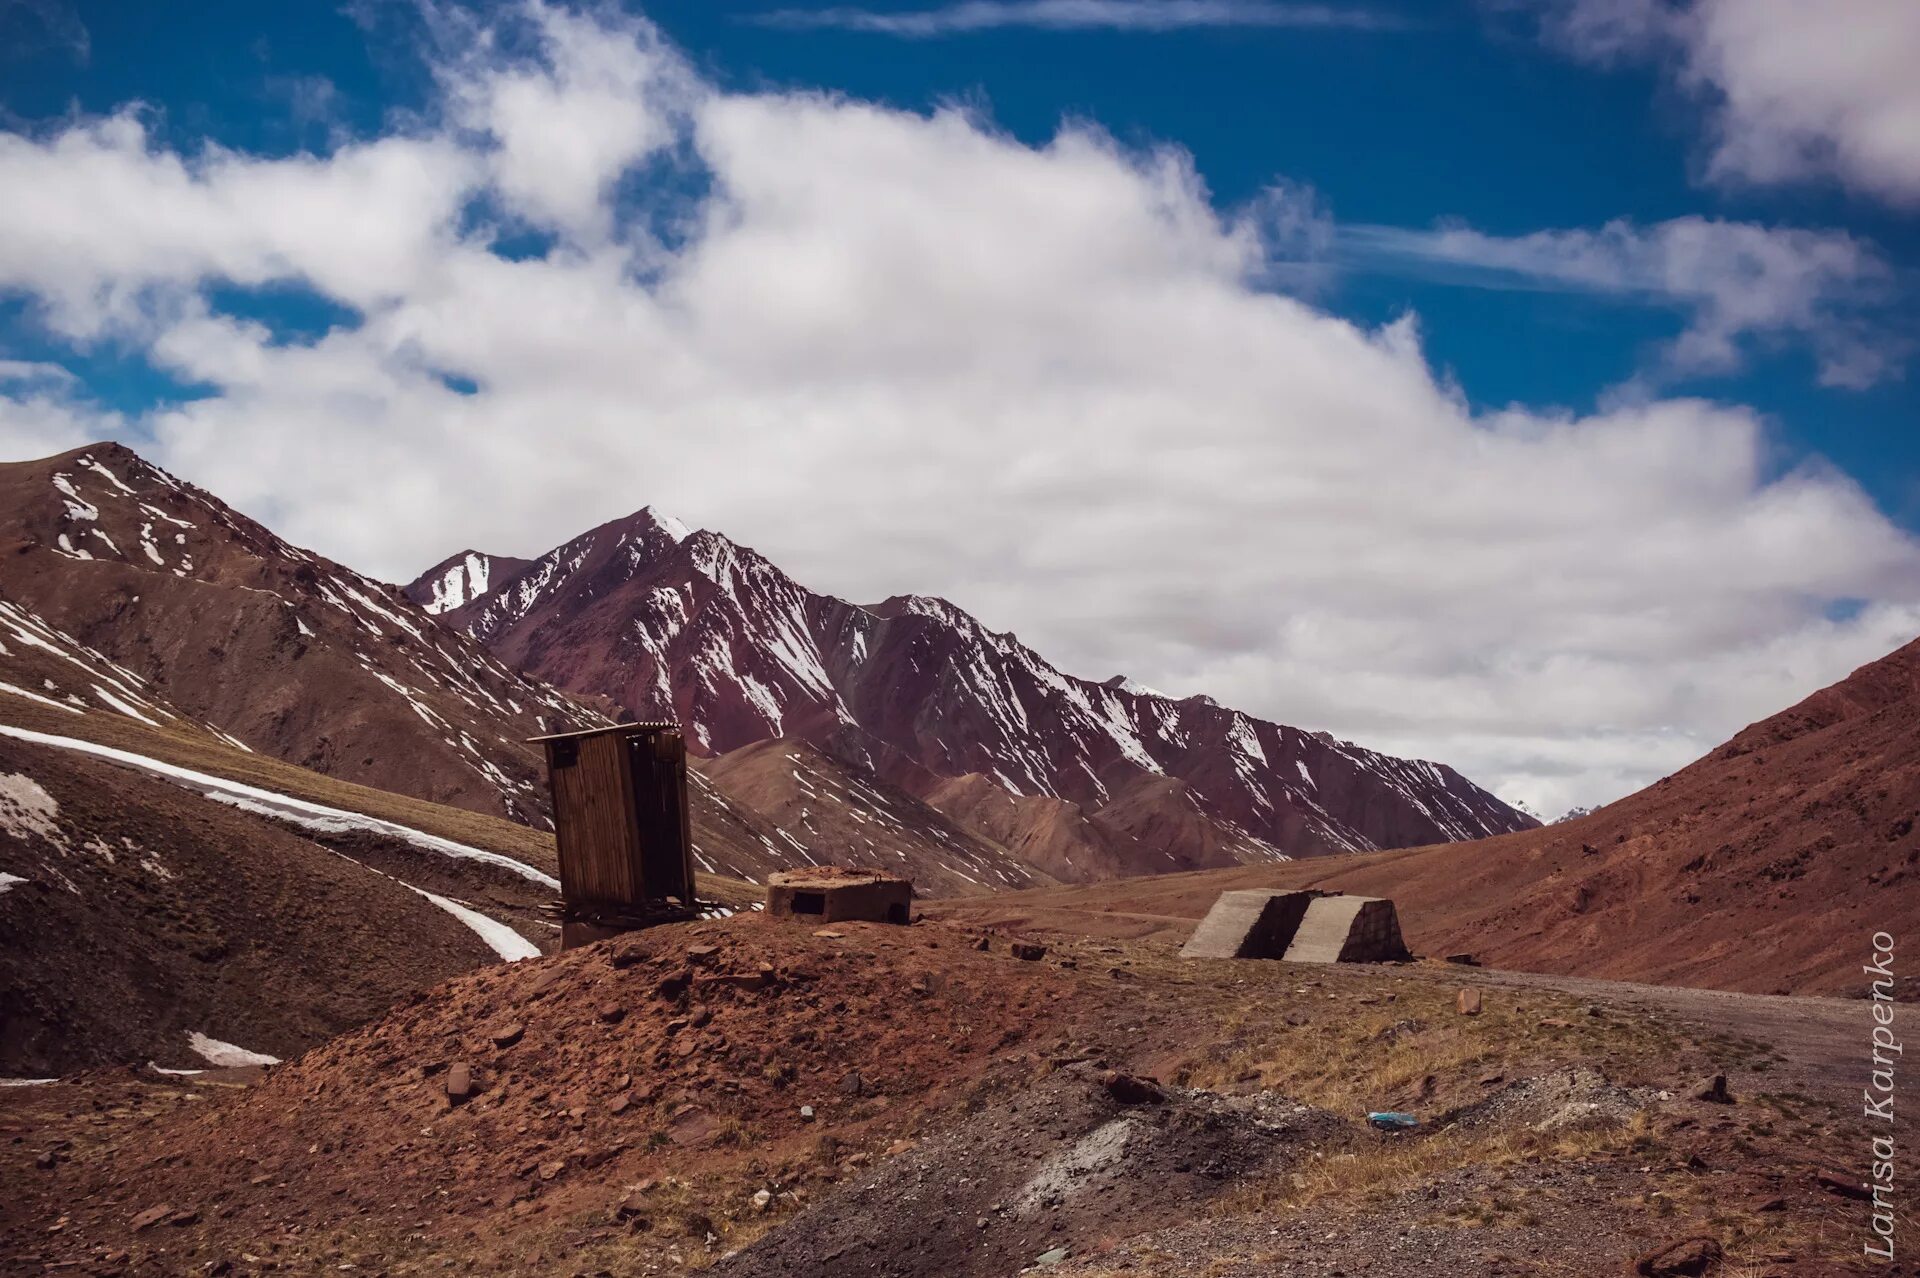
1,909 -> 1893,1277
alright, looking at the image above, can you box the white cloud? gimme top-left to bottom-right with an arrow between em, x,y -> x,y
0,111 -> 474,336
438,3 -> 696,242
1539,0 -> 1920,206
0,3 -> 1916,817
1343,215 -> 1903,387
752,1 -> 1404,35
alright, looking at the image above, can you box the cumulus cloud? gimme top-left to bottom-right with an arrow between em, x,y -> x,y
1343,216 -> 1904,387
0,2 -> 1915,816
1538,0 -> 1920,206
0,364 -> 117,461
751,1 -> 1404,36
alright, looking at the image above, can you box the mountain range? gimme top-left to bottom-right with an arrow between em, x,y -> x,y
405,507 -> 1536,880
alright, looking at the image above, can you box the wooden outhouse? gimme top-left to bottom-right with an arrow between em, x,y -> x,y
532,723 -> 696,946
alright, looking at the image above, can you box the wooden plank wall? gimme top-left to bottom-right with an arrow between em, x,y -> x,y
547,733 -> 642,907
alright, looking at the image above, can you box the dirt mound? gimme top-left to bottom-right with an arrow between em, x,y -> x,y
0,733 -> 512,1074
942,631 -> 1920,994
18,916 -> 1108,1269
716,1066 -> 1347,1278
1443,1066 -> 1653,1133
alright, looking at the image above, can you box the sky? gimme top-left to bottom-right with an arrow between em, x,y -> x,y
1,0 -> 1917,817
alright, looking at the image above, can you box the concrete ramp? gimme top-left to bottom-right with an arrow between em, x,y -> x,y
1179,889 -> 1317,959
1181,889 -> 1410,964
1282,895 -> 1410,964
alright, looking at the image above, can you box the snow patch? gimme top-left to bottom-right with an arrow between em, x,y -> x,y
0,723 -> 561,890
186,1032 -> 281,1068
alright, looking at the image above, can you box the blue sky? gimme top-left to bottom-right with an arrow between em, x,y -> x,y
1,0 -> 1916,813
6,1 -> 1915,520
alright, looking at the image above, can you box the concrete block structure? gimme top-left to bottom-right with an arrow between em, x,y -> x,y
765,867 -> 912,925
1181,889 -> 1410,964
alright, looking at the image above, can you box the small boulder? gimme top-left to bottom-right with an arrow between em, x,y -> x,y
1443,953 -> 1479,966
1814,1171 -> 1871,1202
1010,942 -> 1048,962
490,1022 -> 525,1049
1456,989 -> 1483,1016
445,1062 -> 475,1104
129,1205 -> 173,1233
1101,1070 -> 1166,1106
596,1003 -> 625,1024
1692,1074 -> 1732,1104
1633,1236 -> 1722,1276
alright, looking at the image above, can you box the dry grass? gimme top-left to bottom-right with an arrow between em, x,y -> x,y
1169,965 -> 1684,1118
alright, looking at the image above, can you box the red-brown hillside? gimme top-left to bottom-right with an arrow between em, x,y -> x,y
0,444 -> 596,826
938,633 -> 1920,995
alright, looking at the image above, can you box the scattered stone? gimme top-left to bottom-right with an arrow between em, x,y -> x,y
1692,1074 -> 1732,1104
1814,1171 -> 1871,1202
1477,1071 -> 1505,1087
799,1105 -> 816,1122
1752,1196 -> 1787,1213
657,971 -> 692,1001
687,944 -> 721,963
609,1093 -> 633,1115
1100,1070 -> 1167,1106
1011,943 -> 1048,962
1633,1236 -> 1722,1276
1035,1247 -> 1070,1267
596,1003 -> 625,1024
537,1161 -> 565,1182
166,1209 -> 199,1227
973,936 -> 990,952
608,939 -> 649,969
750,1189 -> 773,1214
1456,989 -> 1483,1016
445,1062 -> 474,1104
1108,967 -> 1135,981
526,967 -> 567,998
1444,953 -> 1479,966
33,1151 -> 54,1171
812,930 -> 845,940
1538,1017 -> 1575,1029
837,1072 -> 864,1098
129,1206 -> 173,1233
711,969 -> 771,991
490,1023 -> 525,1049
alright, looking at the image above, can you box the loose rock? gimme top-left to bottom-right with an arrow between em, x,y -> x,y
1633,1236 -> 1722,1276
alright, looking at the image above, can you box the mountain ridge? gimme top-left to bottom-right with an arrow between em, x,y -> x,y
407,503 -> 1537,878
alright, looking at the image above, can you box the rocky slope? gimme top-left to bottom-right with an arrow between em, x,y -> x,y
699,738 -> 1053,896
944,631 -> 1920,994
0,444 -> 602,825
411,509 -> 1534,878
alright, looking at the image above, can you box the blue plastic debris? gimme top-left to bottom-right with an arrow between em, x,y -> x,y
1366,1111 -> 1419,1132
